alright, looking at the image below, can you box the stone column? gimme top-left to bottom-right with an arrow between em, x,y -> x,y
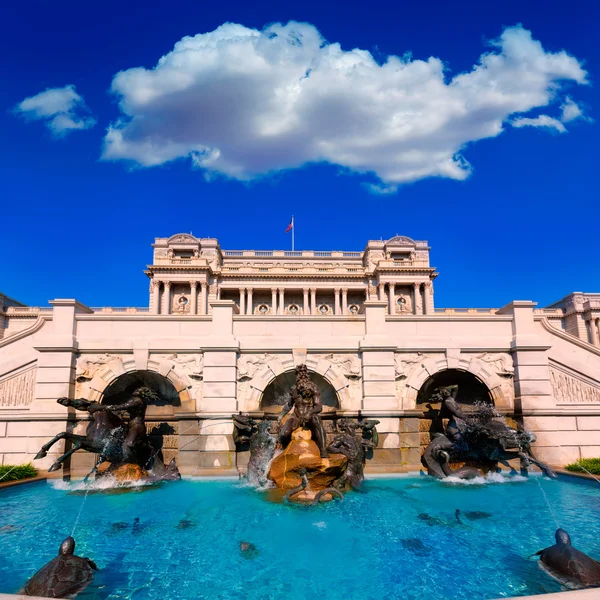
278,288 -> 285,315
378,283 -> 385,302
303,288 -> 309,315
162,281 -> 171,315
310,288 -> 317,315
246,288 -> 253,315
200,282 -> 207,315
189,281 -> 197,315
271,288 -> 278,315
334,288 -> 341,315
388,283 -> 395,315
423,282 -> 432,315
342,288 -> 348,315
151,280 -> 161,314
590,318 -> 600,347
239,288 -> 246,316
413,282 -> 422,315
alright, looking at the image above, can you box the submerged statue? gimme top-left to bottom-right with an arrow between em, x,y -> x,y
535,529 -> 600,589
35,387 -> 180,483
283,467 -> 343,505
422,386 -> 555,479
20,536 -> 97,598
278,364 -> 329,458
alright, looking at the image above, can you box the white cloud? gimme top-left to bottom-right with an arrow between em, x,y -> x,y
560,97 -> 589,123
511,115 -> 567,133
102,22 -> 588,189
15,85 -> 96,136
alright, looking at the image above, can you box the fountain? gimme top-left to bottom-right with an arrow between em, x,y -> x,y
233,364 -> 379,503
421,385 -> 556,479
35,387 -> 181,484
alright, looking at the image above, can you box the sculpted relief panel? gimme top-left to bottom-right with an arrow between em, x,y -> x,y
0,366 -> 36,407
394,353 -> 426,380
475,353 -> 514,376
551,368 -> 600,404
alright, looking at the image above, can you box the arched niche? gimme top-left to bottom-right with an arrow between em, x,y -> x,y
260,370 -> 339,414
416,369 -> 493,406
101,370 -> 181,417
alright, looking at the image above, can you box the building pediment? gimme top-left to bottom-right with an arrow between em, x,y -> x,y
167,234 -> 199,245
385,236 -> 416,247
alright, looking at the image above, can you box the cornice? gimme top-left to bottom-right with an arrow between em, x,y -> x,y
539,317 -> 600,357
0,315 -> 50,348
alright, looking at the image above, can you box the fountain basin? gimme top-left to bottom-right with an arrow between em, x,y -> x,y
0,475 -> 598,599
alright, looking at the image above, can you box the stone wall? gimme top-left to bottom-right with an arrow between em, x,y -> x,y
1,297 -> 600,474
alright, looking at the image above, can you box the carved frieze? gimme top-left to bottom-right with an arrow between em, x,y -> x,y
322,353 -> 361,380
394,353 -> 426,380
237,353 -> 273,381
0,367 -> 36,407
164,354 -> 204,380
551,368 -> 600,404
76,354 -> 117,382
475,352 -> 514,377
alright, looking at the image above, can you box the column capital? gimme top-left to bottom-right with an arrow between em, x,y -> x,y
152,279 -> 161,288
412,281 -> 420,289
271,287 -> 278,293
424,281 -> 432,288
342,287 -> 348,293
334,287 -> 341,293
164,281 -> 171,289
246,287 -> 253,293
310,287 -> 317,293
201,281 -> 208,288
190,280 -> 198,288
303,287 -> 310,293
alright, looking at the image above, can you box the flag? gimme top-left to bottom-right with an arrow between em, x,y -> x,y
285,217 -> 294,233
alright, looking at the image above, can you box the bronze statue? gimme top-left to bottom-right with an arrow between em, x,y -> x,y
35,388 -> 181,482
20,536 -> 97,598
421,386 -> 555,478
247,419 -> 277,487
535,529 -> 600,588
96,387 -> 156,467
34,397 -> 126,472
232,413 -> 257,446
278,364 -> 329,458
283,467 -> 343,505
328,418 -> 376,490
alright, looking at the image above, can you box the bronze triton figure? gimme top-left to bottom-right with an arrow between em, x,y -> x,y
278,364 -> 329,458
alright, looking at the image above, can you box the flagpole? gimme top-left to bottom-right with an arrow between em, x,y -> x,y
292,215 -> 295,252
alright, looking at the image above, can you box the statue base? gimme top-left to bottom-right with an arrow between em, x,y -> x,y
96,462 -> 148,482
268,428 -> 346,504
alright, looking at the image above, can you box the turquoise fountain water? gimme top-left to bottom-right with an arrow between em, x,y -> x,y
1,475 -> 598,600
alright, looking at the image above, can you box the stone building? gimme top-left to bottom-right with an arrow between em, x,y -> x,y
1,234 -> 599,475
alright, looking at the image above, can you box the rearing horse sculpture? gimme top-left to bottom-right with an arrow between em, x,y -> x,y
34,397 -> 127,472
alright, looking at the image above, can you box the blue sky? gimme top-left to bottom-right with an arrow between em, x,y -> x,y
1,0 -> 598,309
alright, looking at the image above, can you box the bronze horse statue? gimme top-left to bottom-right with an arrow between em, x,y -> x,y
34,397 -> 127,472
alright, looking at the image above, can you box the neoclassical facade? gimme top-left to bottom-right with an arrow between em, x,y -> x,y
1,234 -> 599,475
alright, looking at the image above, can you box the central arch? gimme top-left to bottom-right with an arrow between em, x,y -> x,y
416,369 -> 493,405
101,369 -> 181,410
260,370 -> 339,413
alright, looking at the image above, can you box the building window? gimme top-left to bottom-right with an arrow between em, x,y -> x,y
288,304 -> 300,315
256,304 -> 270,315
318,304 -> 331,315
348,304 -> 359,314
